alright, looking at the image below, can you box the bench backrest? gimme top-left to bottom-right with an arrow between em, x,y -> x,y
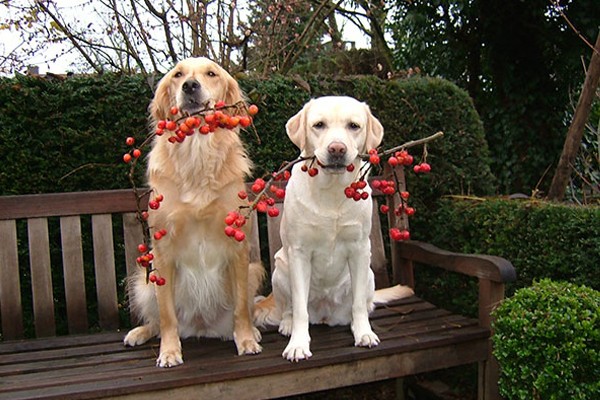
0,175 -> 405,341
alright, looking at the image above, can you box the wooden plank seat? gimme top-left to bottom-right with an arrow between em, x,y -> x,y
0,175 -> 516,400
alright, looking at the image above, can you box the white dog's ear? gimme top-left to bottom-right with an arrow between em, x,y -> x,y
149,75 -> 172,121
224,72 -> 243,106
286,101 -> 311,151
365,104 -> 384,151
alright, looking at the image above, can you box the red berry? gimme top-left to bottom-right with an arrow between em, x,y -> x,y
403,155 -> 414,166
132,149 -> 142,158
275,189 -> 286,199
224,213 -> 237,225
141,211 -> 149,220
413,165 -> 422,173
369,154 -> 380,164
360,191 -> 369,200
155,194 -> 164,202
301,164 -> 308,172
308,168 -> 319,177
199,125 -> 211,134
166,120 -> 177,131
156,277 -> 166,286
234,230 -> 246,242
346,163 -> 355,172
149,274 -> 157,283
256,201 -> 268,213
248,104 -> 259,115
148,200 -> 160,210
123,153 -> 132,163
267,207 -> 280,217
215,100 -> 226,109
125,137 -> 135,146
380,204 -> 390,213
387,157 -> 399,167
420,162 -> 431,173
356,180 -> 367,189
239,116 -> 252,127
170,106 -> 179,115
371,180 -> 381,189
137,243 -> 148,253
344,187 -> 355,198
405,207 -> 416,216
238,190 -> 248,200
153,231 -> 163,240
400,191 -> 410,200
159,229 -> 167,236
157,120 -> 167,129
224,226 -> 236,237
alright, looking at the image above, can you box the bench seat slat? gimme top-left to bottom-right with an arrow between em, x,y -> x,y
60,216 -> 88,334
27,218 -> 56,337
0,219 -> 24,340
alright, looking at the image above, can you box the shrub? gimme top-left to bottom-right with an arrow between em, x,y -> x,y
492,279 -> 600,400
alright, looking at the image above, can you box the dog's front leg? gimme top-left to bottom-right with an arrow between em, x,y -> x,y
348,250 -> 380,348
154,254 -> 183,367
282,248 -> 312,361
231,250 -> 262,355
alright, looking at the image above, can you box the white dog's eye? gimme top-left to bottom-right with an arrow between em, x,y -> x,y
174,71 -> 183,78
313,121 -> 325,129
207,71 -> 217,77
348,122 -> 361,130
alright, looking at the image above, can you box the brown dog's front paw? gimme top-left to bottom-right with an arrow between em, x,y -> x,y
234,328 -> 263,355
156,349 -> 184,368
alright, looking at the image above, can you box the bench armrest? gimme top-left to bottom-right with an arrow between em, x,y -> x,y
395,240 -> 516,283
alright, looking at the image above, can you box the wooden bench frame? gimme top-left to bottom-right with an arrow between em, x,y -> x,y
0,176 -> 516,400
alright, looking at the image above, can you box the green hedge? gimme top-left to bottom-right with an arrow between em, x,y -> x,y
492,279 -> 600,400
410,197 -> 600,316
0,74 -> 495,206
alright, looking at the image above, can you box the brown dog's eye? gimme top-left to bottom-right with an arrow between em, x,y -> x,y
174,71 -> 183,78
313,121 -> 325,129
348,122 -> 360,130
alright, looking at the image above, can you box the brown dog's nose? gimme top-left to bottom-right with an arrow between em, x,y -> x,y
328,142 -> 347,156
182,79 -> 201,95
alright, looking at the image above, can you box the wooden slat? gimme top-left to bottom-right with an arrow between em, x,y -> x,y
122,213 -> 144,279
0,219 -> 24,339
0,189 -> 149,220
248,211 -> 261,264
60,216 -> 88,334
369,198 -> 389,289
266,203 -> 283,273
92,214 -> 119,330
28,218 -> 56,337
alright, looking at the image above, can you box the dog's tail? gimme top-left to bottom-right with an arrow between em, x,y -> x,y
373,284 -> 414,304
253,293 -> 282,327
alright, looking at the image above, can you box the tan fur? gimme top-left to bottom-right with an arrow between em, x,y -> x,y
124,57 -> 264,367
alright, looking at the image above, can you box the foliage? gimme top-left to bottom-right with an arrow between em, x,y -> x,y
391,0 -> 600,195
492,279 -> 600,400
414,197 -> 600,293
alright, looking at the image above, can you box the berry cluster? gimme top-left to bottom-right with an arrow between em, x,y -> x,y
386,150 -> 414,167
135,243 -> 165,286
344,179 -> 369,201
224,173 -> 288,242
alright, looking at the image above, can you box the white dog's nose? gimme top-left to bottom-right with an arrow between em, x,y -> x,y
328,142 -> 347,157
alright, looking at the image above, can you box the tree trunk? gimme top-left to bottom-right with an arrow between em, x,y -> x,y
547,32 -> 600,201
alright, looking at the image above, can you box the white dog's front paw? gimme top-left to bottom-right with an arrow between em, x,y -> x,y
282,340 -> 312,362
354,330 -> 380,348
156,349 -> 184,368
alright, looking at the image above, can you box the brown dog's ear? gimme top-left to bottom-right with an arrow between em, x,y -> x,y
224,72 -> 244,106
286,101 -> 311,152
149,76 -> 172,122
364,104 -> 384,151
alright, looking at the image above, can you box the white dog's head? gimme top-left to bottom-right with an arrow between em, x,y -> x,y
150,57 -> 242,120
286,96 -> 384,173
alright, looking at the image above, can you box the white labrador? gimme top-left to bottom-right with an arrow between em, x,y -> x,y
255,96 -> 414,361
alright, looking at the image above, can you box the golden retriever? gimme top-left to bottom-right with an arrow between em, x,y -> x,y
124,57 -> 264,367
255,96 -> 413,361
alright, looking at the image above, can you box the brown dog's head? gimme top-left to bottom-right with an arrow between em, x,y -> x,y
150,57 -> 242,121
286,96 -> 384,173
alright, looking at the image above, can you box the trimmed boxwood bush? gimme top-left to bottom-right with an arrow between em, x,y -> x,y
492,279 -> 600,400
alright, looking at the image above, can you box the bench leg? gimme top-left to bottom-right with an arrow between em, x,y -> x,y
395,378 -> 406,400
478,279 -> 505,400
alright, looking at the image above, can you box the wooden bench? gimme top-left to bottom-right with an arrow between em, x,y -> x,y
0,174 -> 516,400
